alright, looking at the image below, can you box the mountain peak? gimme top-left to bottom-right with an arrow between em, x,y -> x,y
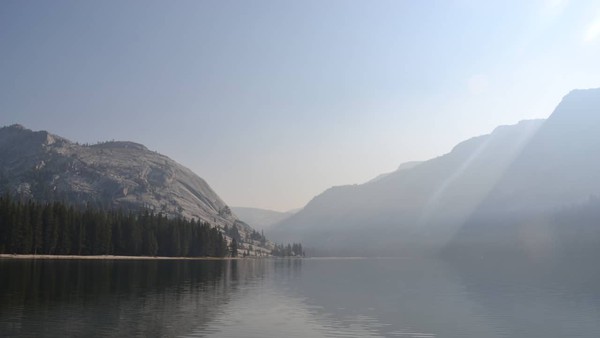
0,124 -> 69,144
6,124 -> 26,130
551,87 -> 600,121
1,124 -> 31,134
565,87 -> 600,97
91,141 -> 148,151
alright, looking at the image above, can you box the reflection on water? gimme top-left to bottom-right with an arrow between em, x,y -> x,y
0,259 -> 234,337
2,258 -> 600,337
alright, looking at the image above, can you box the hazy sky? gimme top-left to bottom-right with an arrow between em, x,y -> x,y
1,0 -> 600,211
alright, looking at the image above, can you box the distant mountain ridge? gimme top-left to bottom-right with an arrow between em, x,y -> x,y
272,88 -> 600,257
467,88 -> 600,214
366,161 -> 422,184
446,88 -> 600,259
271,119 -> 544,256
231,207 -> 296,231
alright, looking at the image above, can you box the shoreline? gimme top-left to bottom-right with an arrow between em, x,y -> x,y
0,254 -> 246,261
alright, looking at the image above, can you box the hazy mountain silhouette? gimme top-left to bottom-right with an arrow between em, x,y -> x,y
446,88 -> 600,260
274,88 -> 600,257
365,161 -> 423,184
271,119 -> 544,256
231,207 -> 296,231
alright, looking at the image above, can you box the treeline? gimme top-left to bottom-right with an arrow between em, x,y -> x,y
0,194 -> 228,257
224,223 -> 266,246
271,243 -> 304,257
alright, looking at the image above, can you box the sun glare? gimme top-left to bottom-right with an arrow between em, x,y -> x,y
584,19 -> 600,43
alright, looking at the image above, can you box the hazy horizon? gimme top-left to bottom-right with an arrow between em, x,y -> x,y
2,0 -> 600,211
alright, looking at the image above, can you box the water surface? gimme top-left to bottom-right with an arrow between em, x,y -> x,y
2,257 -> 600,337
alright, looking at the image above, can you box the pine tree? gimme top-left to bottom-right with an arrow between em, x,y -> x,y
230,238 -> 238,257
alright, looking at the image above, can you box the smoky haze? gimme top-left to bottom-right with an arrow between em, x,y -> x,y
271,89 -> 600,258
2,1 -> 600,211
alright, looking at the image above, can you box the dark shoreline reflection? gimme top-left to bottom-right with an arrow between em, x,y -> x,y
0,259 -> 247,337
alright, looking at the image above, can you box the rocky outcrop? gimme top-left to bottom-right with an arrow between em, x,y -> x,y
0,125 -> 233,229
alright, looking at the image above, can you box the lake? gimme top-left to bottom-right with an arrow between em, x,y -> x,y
2,257 -> 600,337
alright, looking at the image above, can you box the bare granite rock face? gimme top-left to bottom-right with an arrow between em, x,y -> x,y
0,124 -> 237,230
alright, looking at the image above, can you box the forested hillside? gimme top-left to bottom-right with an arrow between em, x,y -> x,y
0,194 -> 229,257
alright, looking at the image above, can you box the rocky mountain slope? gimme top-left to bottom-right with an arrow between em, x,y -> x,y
0,124 -> 271,254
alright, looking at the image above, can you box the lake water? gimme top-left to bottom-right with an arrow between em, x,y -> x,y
2,257 -> 600,337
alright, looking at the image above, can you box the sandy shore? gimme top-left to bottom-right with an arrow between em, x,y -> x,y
0,254 -> 242,260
